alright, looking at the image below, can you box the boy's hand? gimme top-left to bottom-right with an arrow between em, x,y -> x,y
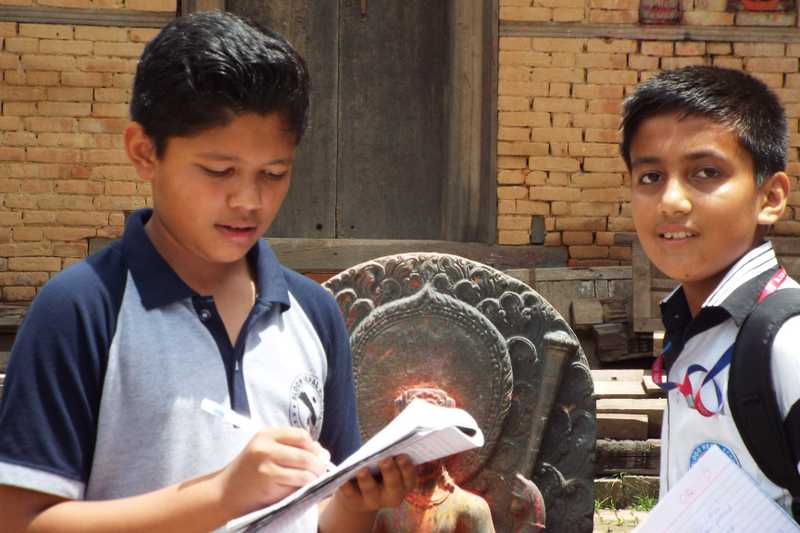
215,427 -> 330,518
333,455 -> 418,514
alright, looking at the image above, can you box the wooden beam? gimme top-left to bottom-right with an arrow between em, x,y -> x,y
0,5 -> 173,27
500,21 -> 800,42
534,265 -> 631,281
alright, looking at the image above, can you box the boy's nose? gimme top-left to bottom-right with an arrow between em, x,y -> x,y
228,177 -> 262,210
659,177 -> 691,217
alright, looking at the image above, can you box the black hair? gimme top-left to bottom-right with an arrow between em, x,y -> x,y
130,11 -> 309,157
621,65 -> 787,184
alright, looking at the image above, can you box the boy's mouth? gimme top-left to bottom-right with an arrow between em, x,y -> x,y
217,223 -> 257,235
660,231 -> 696,240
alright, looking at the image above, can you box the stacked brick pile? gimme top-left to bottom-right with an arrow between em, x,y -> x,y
497,1 -> 800,266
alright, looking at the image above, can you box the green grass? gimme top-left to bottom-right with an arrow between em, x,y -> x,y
630,494 -> 657,512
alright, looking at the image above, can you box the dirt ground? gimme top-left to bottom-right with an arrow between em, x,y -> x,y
593,509 -> 649,532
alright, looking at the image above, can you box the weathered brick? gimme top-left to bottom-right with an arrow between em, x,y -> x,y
641,41 -> 673,56
39,39 -> 93,55
498,156 -> 528,169
532,97 -> 585,113
500,7 -> 552,22
530,185 -> 581,202
9,257 -> 62,271
660,56 -> 707,69
0,22 -> 16,37
498,170 -> 525,184
500,37 -> 531,51
499,111 -> 551,127
587,69 -> 638,85
556,217 -> 606,230
788,44 -> 800,58
0,52 -> 21,69
569,245 -> 609,258
516,200 -> 549,215
2,131 -> 36,146
74,26 -> 128,42
562,231 -> 593,245
94,41 -> 145,58
498,96 -> 530,111
47,87 -> 93,101
532,37 -> 583,53
589,9 -> 638,23
498,127 -> 530,141
5,37 -> 38,53
498,215 -> 533,231
531,127 -> 582,142
532,67 -> 585,83
581,188 -> 629,202
713,56 -> 743,70
92,103 -> 129,118
569,201 -> 619,216
0,241 -> 53,257
497,229 -> 530,245
609,245 -> 632,260
535,0 -> 584,7
748,72 -> 784,89
586,38 -> 637,54
544,232 -> 561,246
675,42 -> 706,56
125,0 -> 177,10
590,0 -> 637,8
0,147 -> 25,161
552,113 -> 572,128
4,287 -> 37,301
550,143 -> 569,157
24,117 -> 76,132
0,86 -> 46,101
595,231 -> 616,246
584,157 -> 627,172
553,8 -> 584,22
128,28 -> 160,43
106,181 -> 139,195
0,272 -> 50,286
0,179 -> 21,193
112,73 -> 134,88
498,186 -> 529,200
745,57 -> 798,73
499,80 -> 550,96
19,23 -> 72,39
498,199 -> 516,214
21,53 -> 76,71
78,117 -> 128,134
530,156 -> 580,172
549,82 -> 571,97
0,211 -> 22,226
568,143 -> 619,157
587,99 -> 621,114
12,227 -> 43,241
62,71 -> 113,87
707,42 -> 732,55
42,226 -> 95,241
22,211 -> 56,224
525,171 -> 548,185
573,114 -> 620,129
76,56 -> 131,73
572,84 -> 624,99
575,52 -> 627,69
683,11 -> 735,25
499,51 -> 552,66
39,102 -> 91,117
53,242 -> 89,258
498,142 -> 550,157
82,149 -> 129,164
608,216 -> 635,232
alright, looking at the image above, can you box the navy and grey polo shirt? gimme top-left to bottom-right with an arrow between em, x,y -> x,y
659,241 -> 800,513
0,209 -> 360,532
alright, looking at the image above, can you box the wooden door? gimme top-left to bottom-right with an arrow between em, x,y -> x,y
226,0 -> 448,239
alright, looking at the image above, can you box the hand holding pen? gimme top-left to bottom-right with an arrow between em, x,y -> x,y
201,398 -> 335,517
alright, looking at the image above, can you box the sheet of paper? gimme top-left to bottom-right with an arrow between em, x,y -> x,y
225,398 -> 484,532
634,446 -> 800,533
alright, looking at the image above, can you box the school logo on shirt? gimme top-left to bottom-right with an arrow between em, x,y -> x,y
689,441 -> 739,468
289,373 -> 323,439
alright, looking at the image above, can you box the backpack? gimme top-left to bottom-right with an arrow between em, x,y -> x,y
729,287 -> 800,521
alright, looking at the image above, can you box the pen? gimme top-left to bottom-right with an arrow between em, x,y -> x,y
200,398 -> 336,472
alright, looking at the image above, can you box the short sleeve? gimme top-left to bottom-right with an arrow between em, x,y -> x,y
0,251 -> 123,499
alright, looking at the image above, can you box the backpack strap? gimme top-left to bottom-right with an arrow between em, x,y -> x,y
729,287 -> 800,514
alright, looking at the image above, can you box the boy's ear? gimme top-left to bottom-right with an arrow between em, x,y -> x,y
757,171 -> 790,226
124,122 -> 158,181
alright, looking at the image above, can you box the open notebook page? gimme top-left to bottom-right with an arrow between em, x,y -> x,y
226,398 -> 484,532
634,445 -> 800,533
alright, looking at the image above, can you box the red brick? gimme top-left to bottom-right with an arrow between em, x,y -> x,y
562,231 -> 593,245
556,217 -> 607,230
12,227 -> 43,241
500,7 -> 552,22
19,24 -> 72,40
569,245 -> 609,258
42,226 -> 95,241
498,142 -> 550,156
4,287 -> 37,301
586,38 -> 637,54
498,170 -> 525,184
530,156 -> 580,172
9,257 -> 62,271
516,200 -> 549,215
497,230 -> 530,245
498,186 -> 529,200
498,215 -> 532,230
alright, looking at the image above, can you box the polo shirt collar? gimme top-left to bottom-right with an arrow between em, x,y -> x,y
123,209 -> 291,311
659,241 -> 779,364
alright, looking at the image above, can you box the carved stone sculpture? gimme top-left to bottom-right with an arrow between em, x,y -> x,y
324,254 -> 595,532
372,388 -> 495,533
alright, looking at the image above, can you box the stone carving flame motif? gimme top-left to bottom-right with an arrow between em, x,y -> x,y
324,254 -> 595,533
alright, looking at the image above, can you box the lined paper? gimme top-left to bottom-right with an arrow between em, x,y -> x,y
634,446 -> 800,533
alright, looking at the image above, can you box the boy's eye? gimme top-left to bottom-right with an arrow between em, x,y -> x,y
694,167 -> 721,179
261,170 -> 289,181
199,165 -> 234,177
638,172 -> 661,185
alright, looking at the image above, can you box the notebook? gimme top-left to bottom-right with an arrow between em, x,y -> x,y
633,445 -> 800,532
226,398 -> 485,532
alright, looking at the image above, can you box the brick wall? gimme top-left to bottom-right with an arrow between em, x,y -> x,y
498,1 -> 800,266
0,13 -> 168,301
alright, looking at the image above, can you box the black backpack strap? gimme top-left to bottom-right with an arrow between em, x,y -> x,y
729,288 -> 800,511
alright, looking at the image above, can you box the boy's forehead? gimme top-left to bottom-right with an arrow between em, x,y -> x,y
630,112 -> 745,161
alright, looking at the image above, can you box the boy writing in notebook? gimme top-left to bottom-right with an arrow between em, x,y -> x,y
622,66 -> 800,515
0,11 -> 415,532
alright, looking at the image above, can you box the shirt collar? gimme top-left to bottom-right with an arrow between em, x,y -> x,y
659,241 -> 779,363
123,209 -> 290,311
